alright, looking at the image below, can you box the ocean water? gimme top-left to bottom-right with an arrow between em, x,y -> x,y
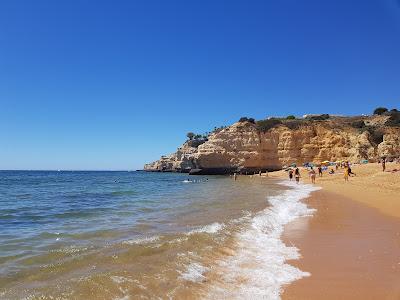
0,171 -> 318,299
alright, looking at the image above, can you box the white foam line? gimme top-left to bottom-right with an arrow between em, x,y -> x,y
187,222 -> 225,235
206,181 -> 321,300
122,235 -> 160,245
179,262 -> 209,282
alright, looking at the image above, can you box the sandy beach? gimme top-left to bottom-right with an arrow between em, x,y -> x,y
268,162 -> 400,299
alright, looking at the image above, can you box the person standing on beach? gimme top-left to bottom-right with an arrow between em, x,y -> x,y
318,166 -> 323,177
233,173 -> 237,181
294,168 -> 300,184
309,167 -> 316,184
288,169 -> 293,181
382,158 -> 386,172
344,166 -> 349,182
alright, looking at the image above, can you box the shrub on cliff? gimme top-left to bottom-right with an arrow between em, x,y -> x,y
351,120 -> 365,129
286,115 -> 296,120
239,117 -> 255,124
308,114 -> 330,121
186,132 -> 195,140
373,107 -> 388,115
256,118 -> 282,132
211,126 -> 227,134
284,120 -> 304,130
385,110 -> 400,127
187,139 -> 207,148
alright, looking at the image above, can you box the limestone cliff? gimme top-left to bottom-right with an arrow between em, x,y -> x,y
144,115 -> 400,175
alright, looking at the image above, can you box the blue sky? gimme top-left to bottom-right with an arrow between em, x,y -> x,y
1,0 -> 400,170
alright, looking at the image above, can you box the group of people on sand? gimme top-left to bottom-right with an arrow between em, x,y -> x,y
288,166 -> 317,184
288,168 -> 301,184
287,161 -> 358,184
307,166 -> 326,183
343,162 -> 356,181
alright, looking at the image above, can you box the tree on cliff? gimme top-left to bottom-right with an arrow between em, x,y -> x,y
373,107 -> 388,115
239,117 -> 255,124
186,132 -> 195,140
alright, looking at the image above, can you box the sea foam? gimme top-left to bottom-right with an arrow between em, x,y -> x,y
187,222 -> 225,235
206,181 -> 321,300
122,236 -> 160,245
179,262 -> 209,282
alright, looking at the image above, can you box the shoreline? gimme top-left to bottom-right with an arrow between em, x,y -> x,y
282,189 -> 400,299
268,161 -> 400,218
266,162 -> 400,299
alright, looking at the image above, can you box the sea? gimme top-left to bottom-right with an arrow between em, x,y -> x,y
0,171 -> 318,299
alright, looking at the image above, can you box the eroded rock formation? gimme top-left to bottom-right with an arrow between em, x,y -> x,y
144,116 -> 400,175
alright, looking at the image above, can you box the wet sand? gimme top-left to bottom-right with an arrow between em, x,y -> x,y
282,188 -> 400,299
266,162 -> 400,298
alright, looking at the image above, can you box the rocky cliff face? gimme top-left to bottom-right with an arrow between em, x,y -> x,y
144,116 -> 400,175
143,140 -> 198,172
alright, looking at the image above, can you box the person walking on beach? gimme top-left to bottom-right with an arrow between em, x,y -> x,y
382,158 -> 386,172
288,169 -> 293,181
318,166 -> 323,177
309,167 -> 316,184
348,165 -> 356,176
344,166 -> 349,182
233,173 -> 237,181
294,168 -> 300,184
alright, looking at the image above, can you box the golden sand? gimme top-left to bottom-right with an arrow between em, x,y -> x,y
266,162 -> 400,299
282,190 -> 400,299
269,161 -> 400,218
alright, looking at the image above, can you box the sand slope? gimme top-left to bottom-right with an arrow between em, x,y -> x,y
269,162 -> 400,218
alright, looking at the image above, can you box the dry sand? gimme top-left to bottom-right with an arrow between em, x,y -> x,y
268,162 -> 400,299
269,161 -> 400,218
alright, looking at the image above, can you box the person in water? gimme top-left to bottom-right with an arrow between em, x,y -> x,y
288,169 -> 293,181
294,168 -> 300,184
309,167 -> 316,184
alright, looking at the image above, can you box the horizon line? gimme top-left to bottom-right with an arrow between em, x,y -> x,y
0,169 -> 143,172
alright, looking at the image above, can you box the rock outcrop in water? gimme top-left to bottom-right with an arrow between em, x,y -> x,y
144,114 -> 400,175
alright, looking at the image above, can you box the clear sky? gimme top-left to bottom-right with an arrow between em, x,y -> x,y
1,0 -> 400,170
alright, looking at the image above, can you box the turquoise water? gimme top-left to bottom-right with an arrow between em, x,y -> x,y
1,171 -> 294,299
